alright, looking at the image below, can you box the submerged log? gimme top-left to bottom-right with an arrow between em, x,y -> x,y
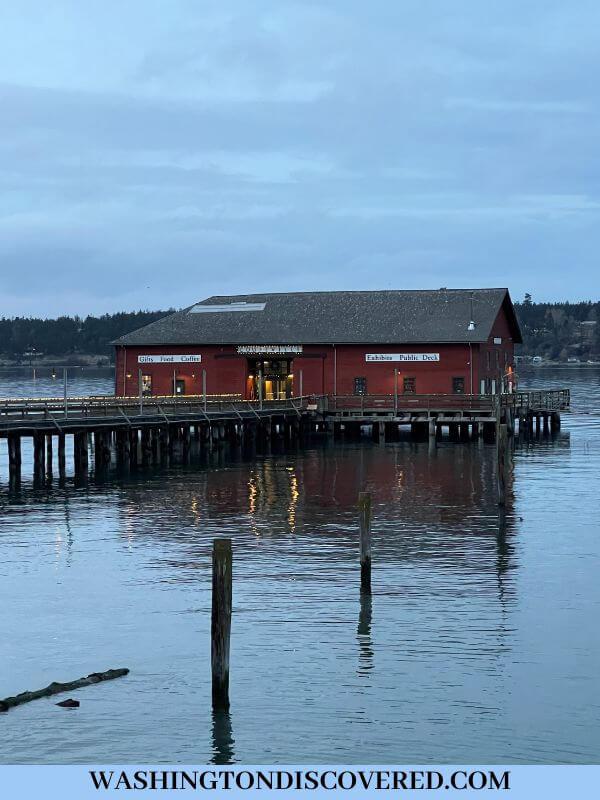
0,668 -> 129,713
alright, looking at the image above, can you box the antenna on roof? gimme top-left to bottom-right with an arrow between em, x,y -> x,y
467,292 -> 476,331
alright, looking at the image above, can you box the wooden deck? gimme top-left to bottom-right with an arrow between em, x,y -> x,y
0,389 -> 570,435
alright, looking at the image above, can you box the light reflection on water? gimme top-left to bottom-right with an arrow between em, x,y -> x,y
0,368 -> 599,764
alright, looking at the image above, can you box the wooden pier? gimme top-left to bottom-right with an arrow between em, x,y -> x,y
0,389 -> 570,485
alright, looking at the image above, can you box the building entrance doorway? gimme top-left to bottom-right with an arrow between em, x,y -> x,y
247,358 -> 293,400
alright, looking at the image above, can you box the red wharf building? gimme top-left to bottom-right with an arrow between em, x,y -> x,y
113,289 -> 522,400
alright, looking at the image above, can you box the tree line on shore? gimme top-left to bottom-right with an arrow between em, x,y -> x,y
0,297 -> 598,363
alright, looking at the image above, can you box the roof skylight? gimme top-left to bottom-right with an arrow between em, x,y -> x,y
189,302 -> 266,314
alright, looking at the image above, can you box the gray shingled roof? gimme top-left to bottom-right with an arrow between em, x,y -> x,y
113,289 -> 522,346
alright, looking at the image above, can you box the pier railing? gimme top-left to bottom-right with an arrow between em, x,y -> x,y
0,389 -> 570,433
327,389 -> 570,415
0,394 -> 312,432
503,389 -> 570,412
329,394 -> 495,414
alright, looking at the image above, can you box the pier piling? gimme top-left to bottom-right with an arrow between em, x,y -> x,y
212,538 -> 232,710
58,434 -> 66,479
358,491 -> 372,595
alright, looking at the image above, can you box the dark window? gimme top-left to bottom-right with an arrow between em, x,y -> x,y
495,350 -> 500,368
403,376 -> 416,393
141,374 -> 152,396
487,350 -> 491,370
175,378 -> 186,395
504,351 -> 508,366
354,377 -> 367,395
452,376 -> 465,394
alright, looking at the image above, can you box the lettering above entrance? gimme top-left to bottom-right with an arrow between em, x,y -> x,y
237,345 -> 303,355
365,353 -> 440,362
138,354 -> 202,363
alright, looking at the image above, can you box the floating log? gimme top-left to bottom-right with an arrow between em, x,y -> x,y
0,668 -> 129,713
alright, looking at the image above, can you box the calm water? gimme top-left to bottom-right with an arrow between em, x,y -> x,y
0,368 -> 598,764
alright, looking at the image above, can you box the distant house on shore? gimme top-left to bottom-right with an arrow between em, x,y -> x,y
113,288 -> 522,398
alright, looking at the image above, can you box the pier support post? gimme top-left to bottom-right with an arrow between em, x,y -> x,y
74,432 -> 88,479
212,538 -> 232,710
496,423 -> 508,506
151,428 -> 159,465
33,433 -> 45,484
182,425 -> 191,462
482,421 -> 496,443
8,434 -> 21,485
448,422 -> 460,442
358,491 -> 372,595
159,426 -> 169,464
58,434 -> 66,479
129,429 -> 139,469
46,435 -> 53,476
551,412 -> 561,433
141,428 -> 152,467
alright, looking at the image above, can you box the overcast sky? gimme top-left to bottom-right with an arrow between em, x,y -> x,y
1,1 -> 599,317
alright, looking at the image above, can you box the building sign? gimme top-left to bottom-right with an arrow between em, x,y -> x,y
237,345 -> 303,355
365,353 -> 440,363
138,354 -> 202,364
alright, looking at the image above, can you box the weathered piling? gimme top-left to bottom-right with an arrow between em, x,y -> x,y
46,435 -> 53,476
496,423 -> 508,506
141,428 -> 152,466
358,491 -> 372,595
33,432 -> 45,483
74,431 -> 89,479
58,434 -> 66,479
8,434 -> 21,484
211,538 -> 232,710
129,429 -> 139,468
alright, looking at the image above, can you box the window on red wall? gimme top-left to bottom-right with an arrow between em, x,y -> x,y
452,376 -> 465,394
487,350 -> 491,370
403,376 -> 416,393
496,350 -> 500,368
354,377 -> 367,395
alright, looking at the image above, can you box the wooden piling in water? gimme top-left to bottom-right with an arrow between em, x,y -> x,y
496,423 -> 508,506
33,433 -> 45,484
8,434 -> 22,484
74,431 -> 88,479
57,433 -> 66,478
358,491 -> 372,595
46,435 -> 53,476
211,538 -> 232,710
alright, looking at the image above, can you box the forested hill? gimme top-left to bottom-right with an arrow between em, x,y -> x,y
0,310 -> 174,362
0,298 -> 599,363
515,296 -> 599,360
